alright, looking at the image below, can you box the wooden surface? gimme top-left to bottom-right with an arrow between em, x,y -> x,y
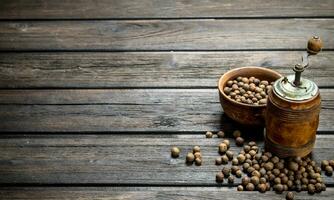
0,1 -> 333,200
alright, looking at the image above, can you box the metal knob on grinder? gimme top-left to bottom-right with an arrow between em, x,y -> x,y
265,36 -> 323,158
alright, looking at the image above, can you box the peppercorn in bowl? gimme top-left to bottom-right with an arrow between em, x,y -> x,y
218,66 -> 282,126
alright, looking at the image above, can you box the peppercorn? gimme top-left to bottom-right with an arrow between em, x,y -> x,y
315,182 -> 322,193
218,143 -> 228,154
235,137 -> 244,146
231,166 -> 239,174
321,160 -> 329,169
226,150 -> 234,160
233,130 -> 241,138
193,146 -> 201,153
237,185 -> 244,191
325,165 -> 333,176
246,183 -> 255,191
288,161 -> 299,171
249,141 -> 257,146
308,184 -> 315,194
242,176 -> 250,186
215,157 -> 222,165
244,145 -> 251,153
258,183 -> 267,193
237,154 -> 246,164
222,167 -> 231,177
205,131 -> 213,138
186,152 -> 195,163
251,170 -> 261,178
221,155 -> 229,164
217,130 -> 225,138
236,170 -> 242,178
230,158 -> 238,166
274,184 -> 284,194
228,176 -> 234,184
223,139 -> 230,148
274,177 -> 281,184
329,160 -> 334,167
249,150 -> 256,157
216,172 -> 224,183
171,147 -> 180,158
195,157 -> 202,166
194,152 -> 202,159
251,176 -> 260,185
286,192 -> 294,200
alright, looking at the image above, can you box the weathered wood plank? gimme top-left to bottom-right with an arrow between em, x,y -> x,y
0,19 -> 333,51
0,134 -> 333,185
0,0 -> 333,19
0,51 -> 333,88
0,89 -> 332,132
1,187 -> 334,200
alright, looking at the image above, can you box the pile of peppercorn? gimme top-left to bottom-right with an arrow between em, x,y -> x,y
223,76 -> 273,105
170,130 -> 333,200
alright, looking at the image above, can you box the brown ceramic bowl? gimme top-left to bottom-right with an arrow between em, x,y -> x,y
218,66 -> 282,126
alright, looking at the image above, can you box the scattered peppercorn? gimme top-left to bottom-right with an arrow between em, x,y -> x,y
233,130 -> 241,138
186,152 -> 195,163
235,137 -> 245,146
227,176 -> 234,184
216,172 -> 224,183
217,130 -> 225,138
286,192 -> 294,200
195,157 -> 202,166
205,131 -> 213,138
218,143 -> 228,154
193,146 -> 201,153
171,147 -> 180,158
237,185 -> 244,191
215,157 -> 222,165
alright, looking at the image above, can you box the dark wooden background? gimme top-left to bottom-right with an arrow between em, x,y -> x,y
0,1 -> 333,199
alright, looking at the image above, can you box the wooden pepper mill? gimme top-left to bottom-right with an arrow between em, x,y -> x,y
265,36 -> 323,158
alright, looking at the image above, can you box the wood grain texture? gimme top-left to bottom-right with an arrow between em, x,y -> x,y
0,0 -> 333,19
0,51 -> 333,88
0,134 -> 333,185
1,187 -> 334,200
0,19 -> 333,51
0,89 -> 333,132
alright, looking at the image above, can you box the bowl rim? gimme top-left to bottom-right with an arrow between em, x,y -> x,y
218,66 -> 283,108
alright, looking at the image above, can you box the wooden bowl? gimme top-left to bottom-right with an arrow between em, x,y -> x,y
218,66 -> 282,126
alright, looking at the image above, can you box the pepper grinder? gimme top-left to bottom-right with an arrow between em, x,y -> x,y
265,36 -> 323,158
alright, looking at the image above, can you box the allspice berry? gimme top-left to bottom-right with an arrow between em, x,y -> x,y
242,176 -> 250,186
246,183 -> 255,191
194,152 -> 202,159
232,158 -> 239,165
205,131 -> 213,138
235,137 -> 244,146
274,184 -> 284,194
233,130 -> 241,138
217,130 -> 225,138
216,172 -> 224,183
215,157 -> 222,165
237,154 -> 246,164
237,185 -> 244,191
288,161 -> 299,171
258,183 -> 267,193
219,143 -> 228,154
223,139 -> 230,148
221,155 -> 229,164
286,192 -> 294,200
186,152 -> 195,163
171,147 -> 180,158
325,165 -> 333,176
226,150 -> 234,160
195,157 -> 202,166
228,176 -> 234,184
222,167 -> 231,177
193,146 -> 201,153
308,184 -> 315,194
235,170 -> 242,178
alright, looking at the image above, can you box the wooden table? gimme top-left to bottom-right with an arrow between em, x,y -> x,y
0,1 -> 334,199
